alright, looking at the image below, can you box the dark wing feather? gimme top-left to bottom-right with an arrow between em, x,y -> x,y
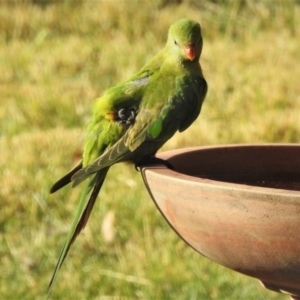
50,161 -> 83,193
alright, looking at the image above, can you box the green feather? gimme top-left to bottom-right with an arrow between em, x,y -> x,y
148,118 -> 163,138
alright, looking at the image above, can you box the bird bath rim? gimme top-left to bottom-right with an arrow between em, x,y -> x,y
143,143 -> 300,197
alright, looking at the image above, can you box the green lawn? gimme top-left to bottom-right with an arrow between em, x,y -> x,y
1,1 -> 299,299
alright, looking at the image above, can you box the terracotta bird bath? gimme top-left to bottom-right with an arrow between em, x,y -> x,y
141,144 -> 300,299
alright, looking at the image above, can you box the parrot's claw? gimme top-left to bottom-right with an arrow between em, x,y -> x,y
117,108 -> 137,126
135,157 -> 174,172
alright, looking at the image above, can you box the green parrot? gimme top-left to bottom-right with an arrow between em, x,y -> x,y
48,18 -> 207,295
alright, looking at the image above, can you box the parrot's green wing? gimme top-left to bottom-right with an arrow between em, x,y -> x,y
72,74 -> 207,187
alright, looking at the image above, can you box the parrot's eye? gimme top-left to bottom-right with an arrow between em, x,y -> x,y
174,40 -> 178,46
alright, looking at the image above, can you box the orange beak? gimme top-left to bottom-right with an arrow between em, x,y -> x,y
185,44 -> 196,61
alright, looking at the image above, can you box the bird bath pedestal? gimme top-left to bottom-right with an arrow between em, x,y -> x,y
141,144 -> 300,299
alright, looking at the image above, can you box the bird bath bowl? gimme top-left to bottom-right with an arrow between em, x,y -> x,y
141,144 -> 300,299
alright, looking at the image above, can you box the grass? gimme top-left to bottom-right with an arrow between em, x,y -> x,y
1,0 -> 300,299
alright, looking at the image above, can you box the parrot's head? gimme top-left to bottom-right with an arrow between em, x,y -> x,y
167,18 -> 203,62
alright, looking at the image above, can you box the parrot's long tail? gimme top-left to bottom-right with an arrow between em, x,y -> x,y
48,167 -> 109,297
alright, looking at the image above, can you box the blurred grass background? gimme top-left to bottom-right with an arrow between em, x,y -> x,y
1,0 -> 300,299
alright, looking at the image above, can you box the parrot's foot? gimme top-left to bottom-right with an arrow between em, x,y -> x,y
135,157 -> 174,171
116,108 -> 136,126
